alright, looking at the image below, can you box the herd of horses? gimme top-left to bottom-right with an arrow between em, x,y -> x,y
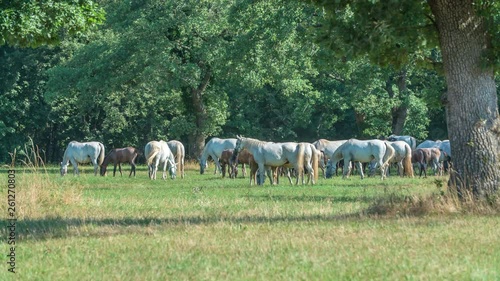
59,134 -> 452,185
60,140 -> 185,180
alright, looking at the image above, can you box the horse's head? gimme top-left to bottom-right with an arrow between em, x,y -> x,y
199,158 -> 207,174
229,159 -> 238,179
60,162 -> 68,176
100,165 -> 107,176
235,135 -> 245,152
325,159 -> 335,179
168,161 -> 178,179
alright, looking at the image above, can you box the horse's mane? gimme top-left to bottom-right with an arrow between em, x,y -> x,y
242,137 -> 267,147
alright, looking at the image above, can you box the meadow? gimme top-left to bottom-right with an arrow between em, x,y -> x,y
1,162 -> 499,281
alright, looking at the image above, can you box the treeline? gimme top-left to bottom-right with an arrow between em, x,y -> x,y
0,0 -> 468,163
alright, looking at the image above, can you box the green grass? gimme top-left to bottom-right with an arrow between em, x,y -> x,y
1,164 -> 499,280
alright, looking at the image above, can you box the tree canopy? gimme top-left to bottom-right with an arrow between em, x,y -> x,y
0,0 -> 105,47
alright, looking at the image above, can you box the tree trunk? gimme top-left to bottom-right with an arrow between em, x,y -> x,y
429,0 -> 500,198
386,70 -> 408,135
186,63 -> 212,159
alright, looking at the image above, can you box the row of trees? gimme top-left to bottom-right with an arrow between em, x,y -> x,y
1,0 -> 499,197
1,0 -> 449,161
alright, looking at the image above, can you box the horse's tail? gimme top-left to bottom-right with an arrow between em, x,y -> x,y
382,142 -> 395,168
145,143 -> 160,165
311,145 -> 319,183
402,143 -> 414,178
175,144 -> 182,166
98,143 -> 105,165
296,143 -> 305,183
410,137 -> 417,151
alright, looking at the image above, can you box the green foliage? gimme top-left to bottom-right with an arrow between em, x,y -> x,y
315,1 -> 438,68
0,0 -> 105,47
0,0 -> 456,162
0,46 -> 59,162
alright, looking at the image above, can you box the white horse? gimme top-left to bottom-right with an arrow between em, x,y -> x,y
369,141 -> 414,178
145,141 -> 177,180
325,139 -> 395,180
60,141 -> 105,176
301,142 -> 320,185
199,137 -> 237,175
234,136 -> 306,185
272,142 -> 318,185
312,139 -> 347,178
387,135 -> 417,151
167,140 -> 185,179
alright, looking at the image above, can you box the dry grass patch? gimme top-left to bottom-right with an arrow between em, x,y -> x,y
365,187 -> 500,217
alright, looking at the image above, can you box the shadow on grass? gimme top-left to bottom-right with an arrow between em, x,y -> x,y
244,194 -> 376,203
7,211 -> 366,242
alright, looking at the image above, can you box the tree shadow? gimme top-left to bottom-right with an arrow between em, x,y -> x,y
244,194 -> 376,203
8,211 -> 366,242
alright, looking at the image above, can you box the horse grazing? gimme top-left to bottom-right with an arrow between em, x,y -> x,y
412,147 -> 442,177
233,136 -> 306,186
325,139 -> 395,180
100,147 -> 140,177
417,139 -> 452,172
60,141 -> 105,176
387,135 -> 417,151
199,137 -> 237,175
228,149 -> 250,179
219,149 -> 235,178
312,139 -> 347,178
369,141 -> 414,178
167,140 -> 185,179
412,148 -> 430,178
145,141 -> 177,180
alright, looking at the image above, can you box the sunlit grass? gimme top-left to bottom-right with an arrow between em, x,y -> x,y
1,163 -> 499,280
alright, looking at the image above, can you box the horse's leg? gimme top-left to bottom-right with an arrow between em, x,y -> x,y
92,159 -> 99,176
266,167 -> 274,185
304,162 -> 313,185
342,159 -> 350,179
377,161 -> 385,180
355,162 -> 365,179
397,162 -> 404,177
418,162 -> 425,178
162,160 -> 168,180
289,168 -> 296,185
242,163 -> 246,178
118,163 -> 123,176
129,162 -> 135,177
211,154 -> 221,175
70,159 -> 79,176
320,155 -> 326,179
113,164 -> 117,177
222,163 -> 226,178
258,163 -> 266,185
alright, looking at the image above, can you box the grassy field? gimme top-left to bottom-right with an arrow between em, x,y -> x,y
1,162 -> 499,280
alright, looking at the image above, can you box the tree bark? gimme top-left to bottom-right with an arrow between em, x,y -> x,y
386,70 -> 408,135
429,0 -> 500,198
187,64 -> 212,158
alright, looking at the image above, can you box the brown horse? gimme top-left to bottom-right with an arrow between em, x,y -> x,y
218,149 -> 248,178
100,147 -> 141,177
219,149 -> 234,178
412,148 -> 432,178
229,149 -> 251,179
